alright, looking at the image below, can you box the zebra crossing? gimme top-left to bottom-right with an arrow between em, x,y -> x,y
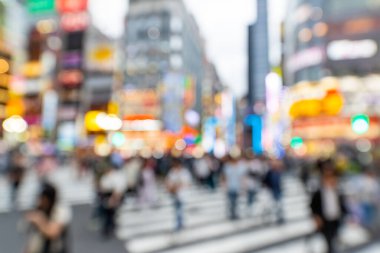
0,170 -> 373,253
0,167 -> 94,212
255,223 -> 370,253
356,243 -> 380,253
115,177 -> 370,253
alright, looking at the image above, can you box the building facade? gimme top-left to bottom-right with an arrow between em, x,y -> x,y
125,0 -> 205,131
283,0 -> 380,155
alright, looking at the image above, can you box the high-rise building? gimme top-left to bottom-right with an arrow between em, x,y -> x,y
247,0 -> 270,109
125,0 -> 204,131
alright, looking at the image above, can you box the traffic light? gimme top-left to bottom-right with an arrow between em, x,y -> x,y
290,136 -> 304,149
351,114 -> 370,134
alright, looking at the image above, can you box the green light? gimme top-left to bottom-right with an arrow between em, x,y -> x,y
351,114 -> 370,134
27,0 -> 55,14
290,137 -> 304,149
111,132 -> 126,147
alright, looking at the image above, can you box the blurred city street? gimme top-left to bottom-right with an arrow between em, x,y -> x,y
0,169 -> 376,253
1,0 -> 380,252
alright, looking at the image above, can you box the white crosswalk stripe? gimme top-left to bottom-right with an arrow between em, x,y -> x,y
0,167 -> 94,212
116,177 -> 372,253
115,177 -> 321,253
355,243 -> 380,253
255,224 -> 370,253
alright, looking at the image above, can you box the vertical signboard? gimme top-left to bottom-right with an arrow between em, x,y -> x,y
56,0 -> 88,150
162,73 -> 185,132
42,90 -> 58,132
0,2 -> 5,42
0,51 -> 11,119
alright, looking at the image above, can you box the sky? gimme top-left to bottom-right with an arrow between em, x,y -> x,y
184,0 -> 288,98
184,0 -> 256,97
89,0 -> 286,98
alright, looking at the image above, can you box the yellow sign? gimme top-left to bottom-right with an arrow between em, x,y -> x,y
6,96 -> 24,117
108,102 -> 119,115
22,61 -> 42,78
84,111 -> 102,132
290,90 -> 344,119
91,46 -> 113,62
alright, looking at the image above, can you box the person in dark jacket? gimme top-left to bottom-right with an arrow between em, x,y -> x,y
310,159 -> 347,253
263,158 -> 284,224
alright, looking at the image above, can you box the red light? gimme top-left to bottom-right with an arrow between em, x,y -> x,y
57,0 -> 88,14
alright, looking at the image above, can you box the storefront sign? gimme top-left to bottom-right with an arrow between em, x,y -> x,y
57,0 -> 88,14
27,0 -> 55,14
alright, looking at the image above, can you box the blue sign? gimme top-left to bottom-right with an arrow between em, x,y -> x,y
245,114 -> 263,155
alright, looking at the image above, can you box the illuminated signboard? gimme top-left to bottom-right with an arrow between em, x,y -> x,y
62,52 -> 82,68
287,47 -> 325,73
57,0 -> 88,13
327,39 -> 378,61
27,0 -> 55,14
60,12 -> 89,32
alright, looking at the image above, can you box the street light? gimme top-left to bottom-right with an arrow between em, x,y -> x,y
95,113 -> 123,131
2,116 -> 28,134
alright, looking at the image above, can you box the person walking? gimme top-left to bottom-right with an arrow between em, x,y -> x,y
99,163 -> 127,238
358,168 -> 380,235
244,154 -> 264,215
166,159 -> 192,231
194,155 -> 211,188
24,182 -> 72,253
310,159 -> 347,253
263,158 -> 284,224
7,164 -> 25,209
138,158 -> 158,208
223,155 -> 246,220
123,156 -> 142,195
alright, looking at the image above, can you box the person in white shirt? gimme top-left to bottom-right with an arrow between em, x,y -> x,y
194,155 -> 211,187
24,183 -> 72,253
123,156 -> 142,194
99,164 -> 127,238
223,155 -> 246,220
138,158 -> 158,208
166,159 -> 192,231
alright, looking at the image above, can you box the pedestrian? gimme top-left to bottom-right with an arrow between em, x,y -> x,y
310,159 -> 347,253
138,158 -> 158,208
123,156 -> 142,195
223,155 -> 245,220
37,154 -> 58,180
244,154 -> 264,216
99,162 -> 127,238
263,158 -> 284,224
194,155 -> 211,188
358,168 -> 380,235
89,157 -> 108,231
24,182 -> 71,253
7,164 -> 25,209
166,159 -> 192,231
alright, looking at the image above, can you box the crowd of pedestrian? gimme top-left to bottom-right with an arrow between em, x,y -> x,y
2,143 -> 380,253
